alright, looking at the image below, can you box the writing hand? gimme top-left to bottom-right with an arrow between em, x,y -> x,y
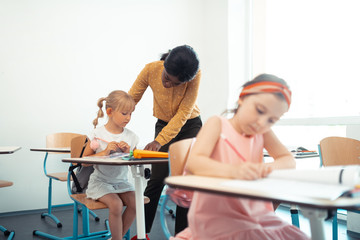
144,140 -> 161,151
236,162 -> 272,180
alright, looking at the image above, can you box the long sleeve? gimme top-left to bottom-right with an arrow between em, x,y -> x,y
128,61 -> 201,146
155,71 -> 201,145
128,64 -> 150,104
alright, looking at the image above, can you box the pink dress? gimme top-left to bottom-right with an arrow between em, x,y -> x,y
171,117 -> 310,240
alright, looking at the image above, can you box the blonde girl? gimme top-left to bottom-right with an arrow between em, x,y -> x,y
83,90 -> 139,240
173,74 -> 310,240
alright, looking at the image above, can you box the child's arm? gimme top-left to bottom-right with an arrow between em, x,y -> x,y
186,116 -> 271,180
263,130 -> 296,170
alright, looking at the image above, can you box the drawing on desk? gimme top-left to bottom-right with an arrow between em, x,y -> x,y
222,165 -> 360,200
84,152 -> 130,160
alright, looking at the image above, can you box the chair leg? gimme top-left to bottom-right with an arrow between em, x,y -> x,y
33,201 -> 111,239
159,195 -> 175,218
73,201 -> 79,238
332,210 -> 338,240
78,205 -> 101,222
89,210 -> 100,221
82,206 -> 91,235
124,229 -> 130,240
160,194 -> 173,239
41,178 -> 62,228
0,225 -> 15,240
77,204 -> 111,239
165,205 -> 175,218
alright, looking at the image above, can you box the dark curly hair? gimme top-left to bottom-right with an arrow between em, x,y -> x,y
160,45 -> 199,83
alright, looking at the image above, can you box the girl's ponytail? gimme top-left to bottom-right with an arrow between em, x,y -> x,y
92,97 -> 106,128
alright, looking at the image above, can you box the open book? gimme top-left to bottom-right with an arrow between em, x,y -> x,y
222,165 -> 360,200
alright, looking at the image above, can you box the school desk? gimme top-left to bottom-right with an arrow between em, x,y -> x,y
62,156 -> 168,240
0,146 -> 21,154
165,175 -> 360,240
0,146 -> 20,240
30,147 -> 70,153
0,146 -> 20,186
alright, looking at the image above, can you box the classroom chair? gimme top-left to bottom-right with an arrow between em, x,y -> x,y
40,134 -> 149,240
318,136 -> 360,240
0,180 -> 15,240
41,132 -> 83,228
69,134 -> 114,239
69,136 -> 101,222
34,134 -> 113,239
70,135 -> 151,240
158,188 -> 176,218
160,138 -> 194,239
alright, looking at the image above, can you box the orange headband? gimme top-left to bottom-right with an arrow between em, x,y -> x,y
239,81 -> 292,107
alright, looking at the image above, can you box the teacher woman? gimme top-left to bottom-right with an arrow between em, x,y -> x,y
128,45 -> 202,237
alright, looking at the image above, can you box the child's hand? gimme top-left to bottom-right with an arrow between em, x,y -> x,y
104,141 -> 120,155
117,141 -> 130,153
235,162 -> 272,180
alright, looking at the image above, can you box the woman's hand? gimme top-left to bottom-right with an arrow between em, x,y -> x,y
234,162 -> 272,180
144,140 -> 161,151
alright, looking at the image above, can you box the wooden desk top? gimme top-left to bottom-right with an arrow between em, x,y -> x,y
62,157 -> 168,166
165,175 -> 360,210
30,147 -> 70,153
0,146 -> 21,154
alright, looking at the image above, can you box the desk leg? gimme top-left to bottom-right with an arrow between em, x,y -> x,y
131,165 -> 147,240
300,207 -> 327,240
290,204 -> 300,228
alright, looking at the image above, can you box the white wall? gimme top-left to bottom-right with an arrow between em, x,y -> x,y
0,0 -> 236,213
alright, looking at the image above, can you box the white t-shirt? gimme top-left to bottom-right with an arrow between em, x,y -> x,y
86,125 -> 139,199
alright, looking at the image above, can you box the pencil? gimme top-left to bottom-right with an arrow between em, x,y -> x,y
94,137 -> 109,143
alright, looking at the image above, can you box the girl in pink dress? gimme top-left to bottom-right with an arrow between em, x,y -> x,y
172,74 -> 310,240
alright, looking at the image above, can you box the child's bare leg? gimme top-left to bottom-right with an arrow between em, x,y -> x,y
119,191 -> 136,236
99,193 -> 124,240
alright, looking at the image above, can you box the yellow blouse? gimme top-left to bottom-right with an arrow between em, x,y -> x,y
129,61 -> 201,146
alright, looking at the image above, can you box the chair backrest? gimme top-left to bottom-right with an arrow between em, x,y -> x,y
46,132 -> 82,149
70,135 -> 94,194
319,136 -> 360,166
168,138 -> 194,176
71,135 -> 88,158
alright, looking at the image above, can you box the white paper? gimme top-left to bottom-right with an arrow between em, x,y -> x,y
84,152 -> 130,160
222,178 -> 352,200
221,166 -> 360,200
268,165 -> 360,187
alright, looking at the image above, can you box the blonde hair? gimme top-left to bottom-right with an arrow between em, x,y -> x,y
92,90 -> 135,128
